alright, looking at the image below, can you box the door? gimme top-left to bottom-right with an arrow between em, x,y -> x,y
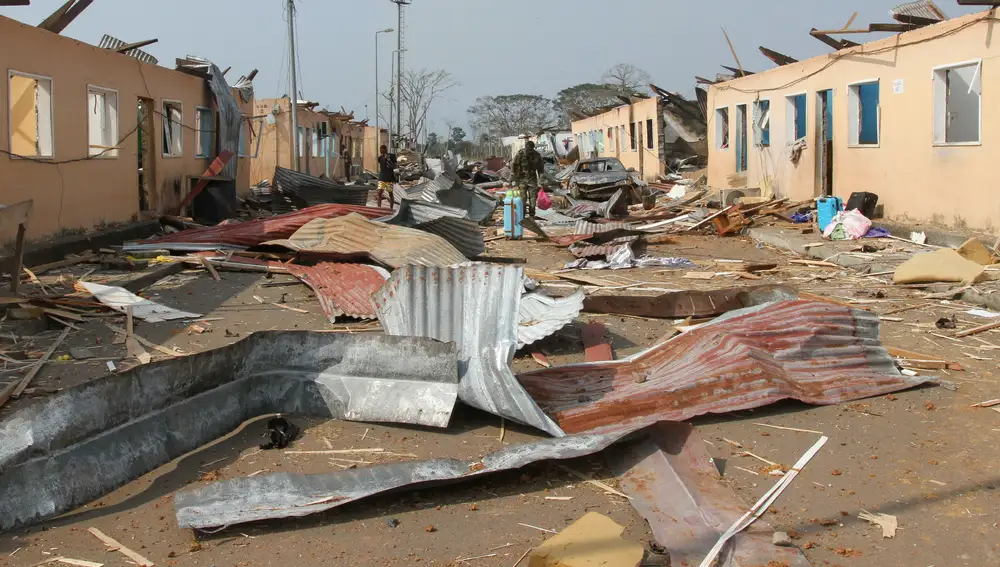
735,104 -> 748,174
816,90 -> 834,197
137,98 -> 155,212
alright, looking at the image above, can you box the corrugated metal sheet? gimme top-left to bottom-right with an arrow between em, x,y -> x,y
613,423 -> 812,567
264,213 -> 468,268
412,217 -> 485,258
382,199 -> 471,224
373,264 -> 565,437
568,236 -> 640,259
518,289 -> 585,349
399,165 -> 497,223
98,34 -> 158,64
285,263 -> 388,320
273,166 -> 371,207
518,300 -> 932,435
573,220 -> 633,235
536,208 -> 578,225
130,204 -> 390,250
1,331 -> 459,530
890,0 -> 946,21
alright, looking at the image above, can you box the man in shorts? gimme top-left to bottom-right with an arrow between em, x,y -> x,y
377,145 -> 397,209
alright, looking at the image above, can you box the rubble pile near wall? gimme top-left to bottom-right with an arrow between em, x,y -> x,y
5,153 -> 1000,567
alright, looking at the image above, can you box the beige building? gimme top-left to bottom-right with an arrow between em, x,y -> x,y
249,100 -> 368,185
570,92 -> 706,182
0,14 -> 254,242
707,9 -> 999,231
362,125 -> 390,173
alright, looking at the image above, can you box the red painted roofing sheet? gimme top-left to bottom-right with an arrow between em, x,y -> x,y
148,205 -> 391,248
518,300 -> 931,435
285,263 -> 386,321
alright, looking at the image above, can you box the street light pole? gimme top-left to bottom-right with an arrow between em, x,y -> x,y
375,28 -> 394,152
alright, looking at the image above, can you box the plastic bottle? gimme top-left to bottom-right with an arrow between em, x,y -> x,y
503,189 -> 524,240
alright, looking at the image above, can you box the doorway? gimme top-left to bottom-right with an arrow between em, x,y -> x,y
136,97 -> 155,212
735,104 -> 748,174
816,90 -> 834,197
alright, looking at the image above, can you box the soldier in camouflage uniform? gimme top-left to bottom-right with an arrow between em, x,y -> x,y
512,140 -> 544,217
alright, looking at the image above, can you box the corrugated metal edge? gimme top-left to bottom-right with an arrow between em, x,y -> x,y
413,217 -> 486,258
372,264 -> 564,437
518,289 -> 585,349
285,263 -> 387,320
890,0 -> 945,20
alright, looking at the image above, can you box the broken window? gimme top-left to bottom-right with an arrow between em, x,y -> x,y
195,107 -> 214,158
239,116 -> 265,158
312,127 -> 320,157
320,122 -> 329,157
162,101 -> 183,156
715,107 -> 729,149
597,130 -> 605,153
298,127 -> 305,157
786,94 -> 806,141
848,81 -> 879,146
629,122 -> 637,151
646,119 -> 654,150
87,86 -> 118,157
934,61 -> 981,144
607,127 -> 613,149
8,71 -> 54,158
753,100 -> 770,147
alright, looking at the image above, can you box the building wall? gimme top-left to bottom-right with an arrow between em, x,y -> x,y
707,10 -> 1000,231
570,97 -> 663,181
0,15 -> 251,242
362,126 -> 389,172
250,99 -> 343,184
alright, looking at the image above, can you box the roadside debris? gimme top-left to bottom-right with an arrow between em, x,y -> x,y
528,512 -> 643,567
859,510 -> 898,538
88,527 -> 154,567
79,282 -> 201,322
260,417 -> 301,450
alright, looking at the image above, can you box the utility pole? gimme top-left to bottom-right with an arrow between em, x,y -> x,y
375,28 -> 394,153
390,0 -> 411,150
287,0 -> 300,171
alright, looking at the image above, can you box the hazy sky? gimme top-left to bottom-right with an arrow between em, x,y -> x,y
1,0 -> 982,135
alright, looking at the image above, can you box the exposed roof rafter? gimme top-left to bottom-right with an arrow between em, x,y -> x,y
38,0 -> 92,34
759,46 -> 799,66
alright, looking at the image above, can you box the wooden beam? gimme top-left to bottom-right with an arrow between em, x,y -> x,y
841,38 -> 861,47
811,28 -> 874,34
721,65 -> 754,76
892,14 -> 941,26
113,38 -> 158,53
843,11 -> 858,29
868,23 -> 922,33
810,29 -> 849,50
41,0 -> 92,34
1,0 -> 31,5
38,0 -> 72,29
222,66 -> 231,76
246,69 -> 259,81
759,46 -> 799,66
695,76 -> 718,85
957,0 -> 1000,5
720,27 -> 745,77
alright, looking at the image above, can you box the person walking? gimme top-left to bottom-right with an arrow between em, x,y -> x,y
376,145 -> 397,209
512,140 -> 544,217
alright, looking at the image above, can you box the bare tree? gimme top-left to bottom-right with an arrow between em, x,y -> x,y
381,69 -> 457,147
467,94 -> 558,142
601,63 -> 653,96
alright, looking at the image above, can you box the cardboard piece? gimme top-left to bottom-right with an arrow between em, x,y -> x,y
956,238 -> 996,266
893,248 -> 985,285
528,512 -> 643,567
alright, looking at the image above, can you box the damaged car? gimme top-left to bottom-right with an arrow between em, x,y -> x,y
568,157 -> 640,200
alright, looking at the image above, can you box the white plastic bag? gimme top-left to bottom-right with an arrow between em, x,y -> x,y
823,209 -> 872,240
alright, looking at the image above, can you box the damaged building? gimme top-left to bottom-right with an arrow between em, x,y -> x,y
570,88 -> 706,182
0,13 -> 255,243
707,5 -> 999,231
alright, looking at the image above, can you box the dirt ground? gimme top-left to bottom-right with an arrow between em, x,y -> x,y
2,232 -> 1000,567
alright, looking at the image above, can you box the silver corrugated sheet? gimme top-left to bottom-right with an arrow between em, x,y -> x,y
890,0 -> 946,21
536,208 -> 578,225
0,331 -> 459,530
273,166 -> 370,207
518,289 -> 585,349
381,199 -> 471,224
372,264 -> 564,437
413,217 -> 485,258
400,161 -> 497,223
573,220 -> 633,234
176,56 -> 240,180
98,33 -> 158,64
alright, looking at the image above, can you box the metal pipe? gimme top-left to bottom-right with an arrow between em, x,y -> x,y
287,0 -> 300,171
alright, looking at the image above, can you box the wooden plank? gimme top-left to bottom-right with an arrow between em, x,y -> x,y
87,527 -> 154,567
104,323 -> 183,358
9,224 -> 25,294
955,319 -> 1000,338
28,252 -> 96,275
177,150 -> 235,212
199,256 -> 221,281
11,327 -> 71,399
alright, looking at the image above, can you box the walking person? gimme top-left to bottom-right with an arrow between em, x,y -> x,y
512,140 -> 544,217
377,145 -> 397,209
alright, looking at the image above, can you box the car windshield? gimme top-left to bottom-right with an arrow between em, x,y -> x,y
578,159 -> 625,173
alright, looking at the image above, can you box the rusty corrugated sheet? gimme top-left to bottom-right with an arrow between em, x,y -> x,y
582,285 -> 798,318
264,213 -> 468,268
568,236 -> 640,258
133,204 -> 390,250
285,263 -> 388,320
518,300 -> 932,435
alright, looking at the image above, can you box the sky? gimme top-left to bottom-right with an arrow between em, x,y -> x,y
1,0 -> 983,137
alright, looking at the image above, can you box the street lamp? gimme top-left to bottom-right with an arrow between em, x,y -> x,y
375,28 -> 394,151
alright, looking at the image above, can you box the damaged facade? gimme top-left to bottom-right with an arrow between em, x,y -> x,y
570,90 -> 706,182
708,9 -> 1000,231
0,15 -> 254,242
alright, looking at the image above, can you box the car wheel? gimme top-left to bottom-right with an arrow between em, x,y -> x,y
570,182 -> 581,199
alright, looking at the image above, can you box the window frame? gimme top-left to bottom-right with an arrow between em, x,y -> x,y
239,115 -> 265,158
86,84 -> 119,159
785,92 -> 808,143
161,99 -> 184,158
7,69 -> 55,160
932,58 -> 982,147
714,106 -> 730,150
194,106 -> 214,158
629,122 -> 637,151
753,99 -> 771,148
847,79 -> 881,148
